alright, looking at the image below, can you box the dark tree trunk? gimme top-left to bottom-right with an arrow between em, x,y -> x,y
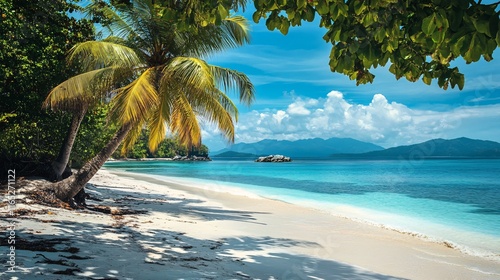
46,123 -> 133,203
51,106 -> 88,181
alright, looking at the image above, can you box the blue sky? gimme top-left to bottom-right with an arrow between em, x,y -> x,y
204,5 -> 500,151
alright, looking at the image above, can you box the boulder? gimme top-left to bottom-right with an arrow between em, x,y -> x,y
172,155 -> 212,161
255,154 -> 292,162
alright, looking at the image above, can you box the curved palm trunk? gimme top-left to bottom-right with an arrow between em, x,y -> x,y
51,106 -> 88,180
47,123 -> 133,203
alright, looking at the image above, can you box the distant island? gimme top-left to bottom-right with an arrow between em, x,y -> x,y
211,137 -> 384,158
211,137 -> 500,160
331,137 -> 500,159
211,151 -> 259,159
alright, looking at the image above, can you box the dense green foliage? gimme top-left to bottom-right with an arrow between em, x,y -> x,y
0,0 -> 105,176
252,0 -> 500,89
137,0 -> 500,90
102,0 -> 249,29
112,129 -> 209,159
71,105 -> 118,167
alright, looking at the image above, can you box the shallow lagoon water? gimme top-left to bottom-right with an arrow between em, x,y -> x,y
105,159 -> 500,259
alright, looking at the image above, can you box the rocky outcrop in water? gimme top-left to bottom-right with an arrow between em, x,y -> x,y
255,155 -> 292,162
172,155 -> 211,161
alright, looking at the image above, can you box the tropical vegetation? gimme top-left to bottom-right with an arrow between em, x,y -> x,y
150,0 -> 500,89
42,0 -> 255,203
112,129 -> 209,159
2,0 -> 500,205
0,0 -> 98,177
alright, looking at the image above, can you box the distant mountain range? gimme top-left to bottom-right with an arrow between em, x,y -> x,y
212,137 -> 500,159
212,151 -> 258,158
331,137 -> 500,159
212,137 -> 384,158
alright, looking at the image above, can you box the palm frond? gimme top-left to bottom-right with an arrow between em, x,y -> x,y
162,57 -> 215,90
120,121 -> 145,155
147,103 -> 168,152
85,0 -> 137,39
68,41 -> 142,71
181,15 -> 250,58
43,67 -> 117,111
170,93 -> 201,147
116,0 -> 156,49
102,36 -> 129,46
209,65 -> 255,106
111,68 -> 159,125
225,0 -> 248,12
188,88 -> 236,143
220,16 -> 251,46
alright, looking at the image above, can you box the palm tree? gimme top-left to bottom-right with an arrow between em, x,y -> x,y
47,104 -> 87,181
43,33 -> 141,180
43,0 -> 254,203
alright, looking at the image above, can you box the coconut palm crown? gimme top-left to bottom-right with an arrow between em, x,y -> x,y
44,0 -> 255,154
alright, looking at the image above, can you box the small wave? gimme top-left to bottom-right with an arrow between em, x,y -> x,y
326,211 -> 500,262
107,168 -> 500,263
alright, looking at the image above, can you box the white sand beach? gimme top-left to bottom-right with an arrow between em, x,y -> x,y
2,169 -> 500,279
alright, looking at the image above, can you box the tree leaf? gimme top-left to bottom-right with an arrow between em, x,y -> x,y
217,4 -> 229,20
297,0 -> 306,9
279,19 -> 290,35
277,0 -> 287,6
489,16 -> 499,39
485,39 -> 497,54
449,8 -> 464,31
465,33 -> 483,62
422,14 -> 437,35
338,3 -> 348,17
353,1 -> 366,16
254,0 -> 265,9
363,12 -> 374,26
316,0 -> 329,15
432,29 -> 445,43
423,73 -> 432,85
252,11 -> 261,23
349,40 -> 360,53
472,16 -> 491,36
374,28 -> 385,42
329,4 -> 339,20
459,34 -> 471,56
456,73 -> 464,90
305,5 -> 315,22
496,28 -> 500,47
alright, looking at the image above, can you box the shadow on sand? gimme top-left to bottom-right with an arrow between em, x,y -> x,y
3,183 -> 407,280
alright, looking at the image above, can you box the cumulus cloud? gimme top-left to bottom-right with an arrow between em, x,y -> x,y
273,110 -> 288,124
287,97 -> 312,116
207,90 -> 500,149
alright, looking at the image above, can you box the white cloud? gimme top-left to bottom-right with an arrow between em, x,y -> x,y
272,110 -> 288,124
287,97 -> 311,115
201,90 -> 500,150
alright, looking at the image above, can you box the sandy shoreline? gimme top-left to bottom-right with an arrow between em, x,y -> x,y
1,169 -> 499,279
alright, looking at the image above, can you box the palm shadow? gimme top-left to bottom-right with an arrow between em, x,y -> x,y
3,182 -> 407,279
6,223 -> 407,279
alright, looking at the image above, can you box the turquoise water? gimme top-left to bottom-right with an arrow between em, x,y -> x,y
104,159 -> 500,259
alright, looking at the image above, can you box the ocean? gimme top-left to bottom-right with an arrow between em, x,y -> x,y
104,158 -> 500,260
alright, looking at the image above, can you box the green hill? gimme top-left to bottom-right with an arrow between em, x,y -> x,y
331,137 -> 500,159
211,151 -> 258,159
212,137 -> 384,158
